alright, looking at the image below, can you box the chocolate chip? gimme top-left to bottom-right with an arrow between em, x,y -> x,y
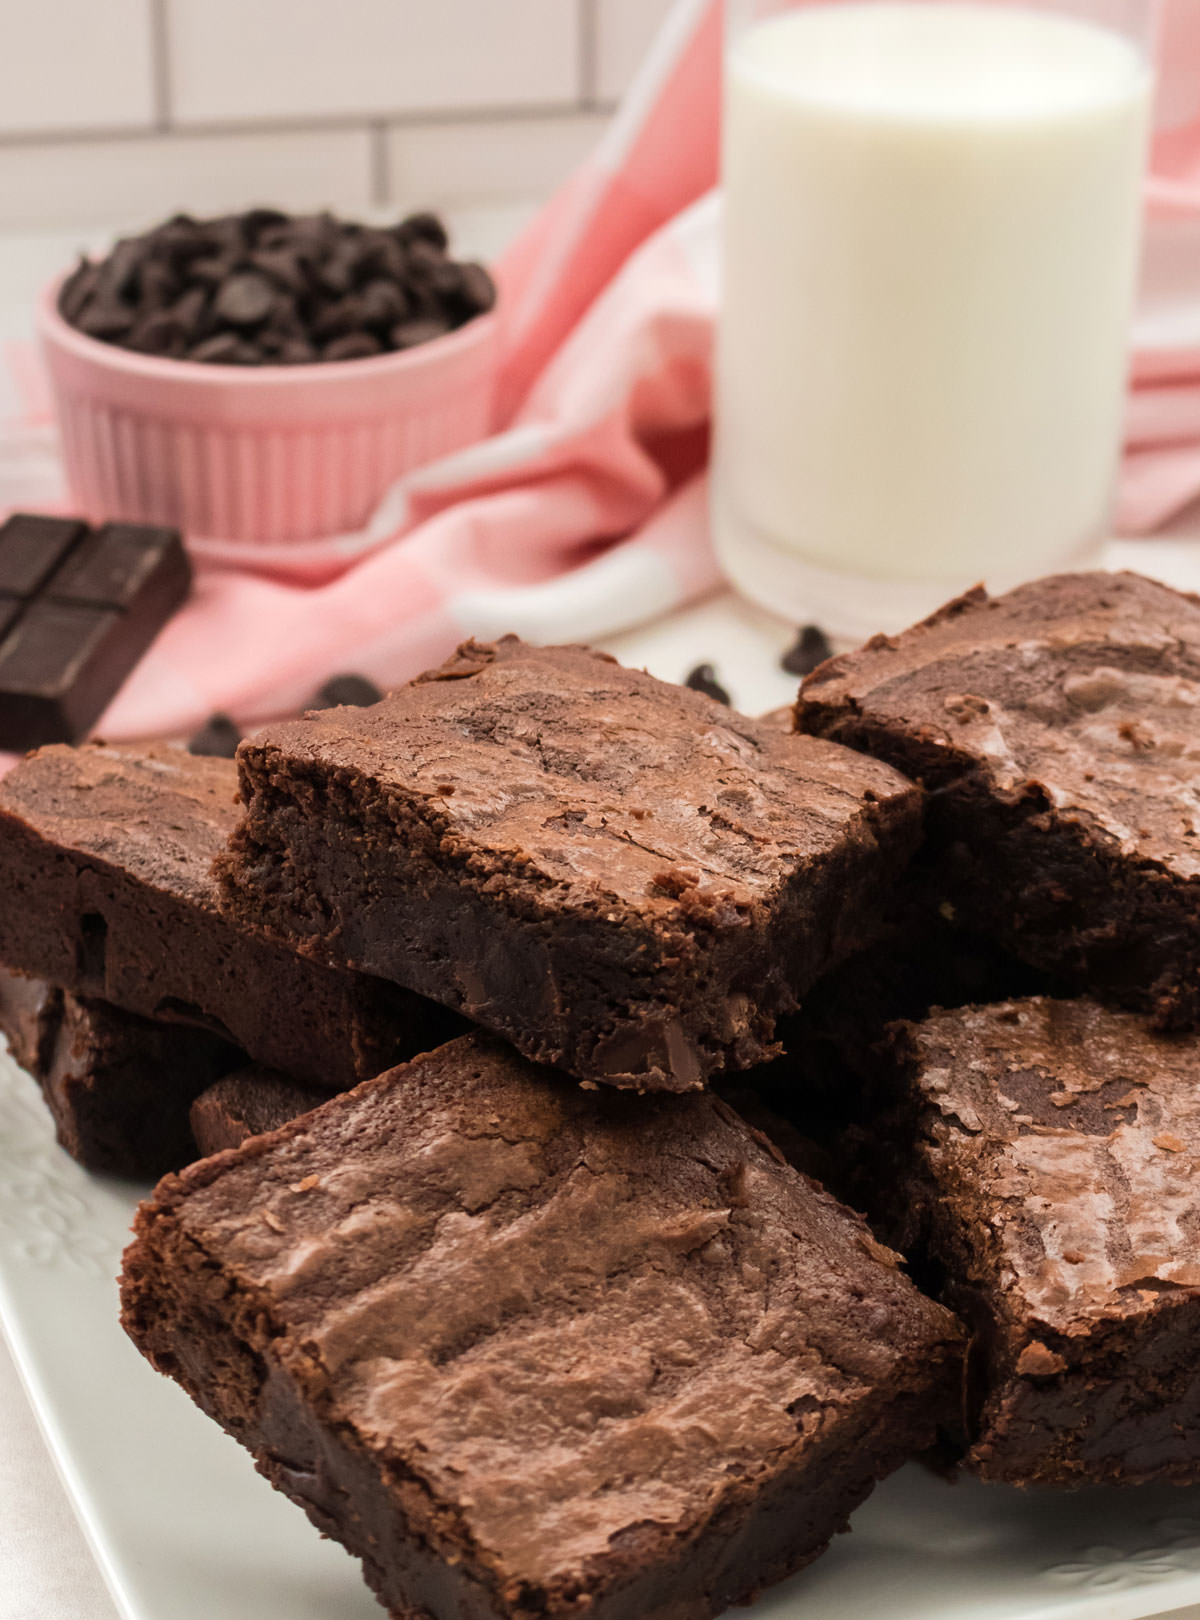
96,238 -> 143,302
189,254 -> 236,287
187,712 -> 242,759
275,338 -> 319,365
313,673 -> 383,709
241,207 -> 290,242
59,207 -> 490,367
391,316 -> 452,350
322,332 -> 382,362
128,309 -> 188,358
685,664 -> 731,705
360,278 -> 407,327
78,299 -> 136,340
457,262 -> 497,316
136,259 -> 178,310
187,332 -> 247,363
59,260 -> 100,325
214,271 -> 275,327
170,285 -> 211,339
782,625 -> 833,678
250,248 -> 308,297
397,212 -> 449,253
312,296 -> 365,341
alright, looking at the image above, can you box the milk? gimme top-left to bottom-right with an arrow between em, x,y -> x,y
713,2 -> 1153,632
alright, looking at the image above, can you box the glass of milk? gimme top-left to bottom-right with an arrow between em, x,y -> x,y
713,0 -> 1157,637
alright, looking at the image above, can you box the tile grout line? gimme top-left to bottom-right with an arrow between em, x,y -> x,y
579,0 -> 599,108
369,120 -> 390,208
0,101 -> 617,152
148,0 -> 172,131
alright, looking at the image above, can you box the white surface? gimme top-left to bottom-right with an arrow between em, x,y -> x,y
165,0 -> 581,124
715,2 -> 1151,619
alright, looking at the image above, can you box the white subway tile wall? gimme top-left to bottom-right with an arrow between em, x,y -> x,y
0,0 -> 156,137
0,0 -> 675,231
166,0 -> 580,124
595,0 -> 679,103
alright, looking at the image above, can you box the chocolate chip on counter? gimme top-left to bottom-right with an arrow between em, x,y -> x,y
187,712 -> 242,759
684,664 -> 731,706
214,271 -> 275,327
313,674 -> 383,710
782,625 -> 834,678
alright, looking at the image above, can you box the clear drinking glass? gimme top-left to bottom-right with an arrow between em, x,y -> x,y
712,0 -> 1159,638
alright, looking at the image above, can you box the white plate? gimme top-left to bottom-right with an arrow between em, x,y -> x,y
4,591 -> 1200,1620
5,1053 -> 1200,1620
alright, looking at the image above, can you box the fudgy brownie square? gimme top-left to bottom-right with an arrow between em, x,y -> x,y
795,571 -> 1200,1028
0,742 -> 455,1089
217,637 -> 922,1091
0,967 -> 238,1177
121,1033 -> 961,1620
875,996 -> 1200,1485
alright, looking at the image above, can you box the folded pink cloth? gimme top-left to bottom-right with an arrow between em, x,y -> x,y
3,0 -> 1199,740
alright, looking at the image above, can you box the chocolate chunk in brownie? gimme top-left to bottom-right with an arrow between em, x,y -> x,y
0,743 -> 456,1089
796,572 -> 1200,1029
217,636 -> 922,1092
121,1033 -> 961,1620
0,967 -> 238,1177
871,997 -> 1200,1485
189,1067 -> 326,1157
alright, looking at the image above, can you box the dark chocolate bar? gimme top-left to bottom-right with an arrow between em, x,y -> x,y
0,514 -> 190,751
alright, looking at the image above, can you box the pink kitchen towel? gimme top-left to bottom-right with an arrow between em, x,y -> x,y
4,0 -> 1200,739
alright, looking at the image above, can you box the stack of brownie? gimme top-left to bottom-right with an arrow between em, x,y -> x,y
3,574 -> 1200,1620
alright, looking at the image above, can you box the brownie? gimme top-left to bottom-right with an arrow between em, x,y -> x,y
875,997 -> 1200,1485
0,967 -> 238,1176
796,571 -> 1200,1029
0,743 -> 455,1089
217,637 -> 922,1091
121,1033 -> 961,1620
189,1067 -> 325,1157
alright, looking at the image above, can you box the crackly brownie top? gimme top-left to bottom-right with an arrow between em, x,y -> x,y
146,1032 -> 956,1596
798,571 -> 1200,879
899,997 -> 1200,1342
239,637 -> 917,919
0,742 -> 235,907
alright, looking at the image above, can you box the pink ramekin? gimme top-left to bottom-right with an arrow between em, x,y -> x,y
38,277 -> 499,547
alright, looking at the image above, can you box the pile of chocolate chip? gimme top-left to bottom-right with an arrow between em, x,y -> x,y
59,208 -> 497,366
